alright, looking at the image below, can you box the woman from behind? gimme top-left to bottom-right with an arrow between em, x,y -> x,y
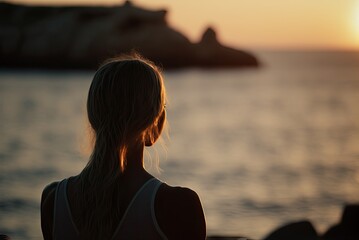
40,55 -> 206,240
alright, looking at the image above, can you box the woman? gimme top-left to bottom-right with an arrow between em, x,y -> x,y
41,56 -> 206,240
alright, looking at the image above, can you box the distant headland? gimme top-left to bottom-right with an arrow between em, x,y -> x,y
0,1 -> 259,70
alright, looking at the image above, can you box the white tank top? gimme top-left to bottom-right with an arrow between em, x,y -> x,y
53,178 -> 168,240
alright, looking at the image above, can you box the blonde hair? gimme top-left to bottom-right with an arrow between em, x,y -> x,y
77,55 -> 166,239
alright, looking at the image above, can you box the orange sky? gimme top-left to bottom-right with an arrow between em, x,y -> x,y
7,0 -> 359,50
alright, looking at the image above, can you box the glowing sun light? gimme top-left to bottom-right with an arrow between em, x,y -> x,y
355,4 -> 359,39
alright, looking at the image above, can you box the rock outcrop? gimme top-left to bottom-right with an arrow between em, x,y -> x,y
261,204 -> 359,240
0,1 -> 259,69
206,204 -> 359,240
263,220 -> 320,240
322,204 -> 359,240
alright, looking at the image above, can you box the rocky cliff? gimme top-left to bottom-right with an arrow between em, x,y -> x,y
0,1 -> 259,69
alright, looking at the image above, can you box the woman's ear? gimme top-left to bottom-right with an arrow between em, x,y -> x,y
145,110 -> 166,147
157,109 -> 166,135
144,132 -> 154,147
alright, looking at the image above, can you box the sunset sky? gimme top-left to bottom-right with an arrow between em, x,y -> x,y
6,0 -> 359,50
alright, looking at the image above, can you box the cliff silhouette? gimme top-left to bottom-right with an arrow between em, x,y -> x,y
0,1 -> 259,69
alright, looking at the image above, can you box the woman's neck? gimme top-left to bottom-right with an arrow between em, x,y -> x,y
122,141 -> 146,174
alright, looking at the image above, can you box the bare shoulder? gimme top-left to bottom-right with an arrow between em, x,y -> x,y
155,183 -> 206,240
41,181 -> 59,206
41,181 -> 59,240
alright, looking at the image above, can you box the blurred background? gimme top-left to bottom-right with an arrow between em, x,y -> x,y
1,0 -> 359,239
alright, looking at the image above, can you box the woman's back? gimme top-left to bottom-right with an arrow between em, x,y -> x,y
41,174 -> 206,240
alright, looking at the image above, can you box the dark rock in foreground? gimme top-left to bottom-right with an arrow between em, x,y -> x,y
262,204 -> 359,240
205,204 -> 359,240
263,220 -> 320,240
323,204 -> 359,240
0,1 -> 259,70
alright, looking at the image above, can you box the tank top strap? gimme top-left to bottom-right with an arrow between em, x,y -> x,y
53,178 -> 79,240
111,178 -> 168,240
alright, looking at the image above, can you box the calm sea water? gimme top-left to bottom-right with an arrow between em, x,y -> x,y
1,51 -> 359,239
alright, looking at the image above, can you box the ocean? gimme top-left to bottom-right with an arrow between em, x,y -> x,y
1,51 -> 359,239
